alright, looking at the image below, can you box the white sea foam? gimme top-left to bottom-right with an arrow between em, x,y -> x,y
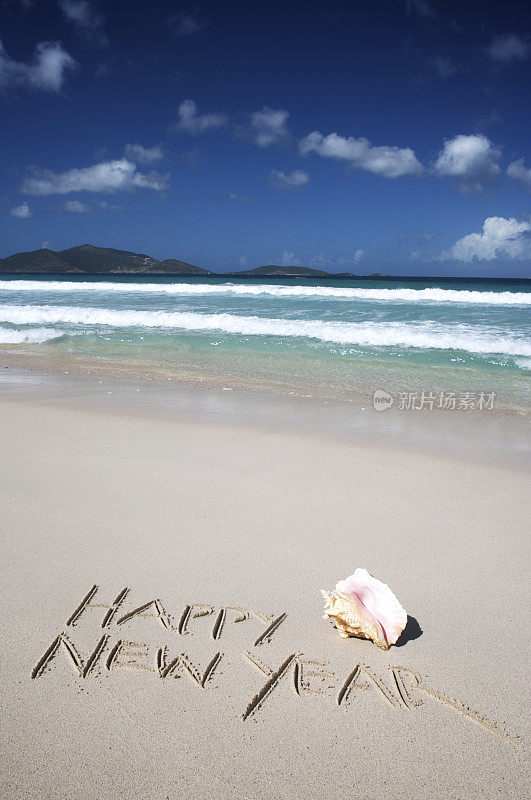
0,280 -> 530,305
1,304 -> 529,357
0,326 -> 65,344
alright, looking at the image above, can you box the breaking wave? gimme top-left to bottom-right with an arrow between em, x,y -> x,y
1,304 -> 529,357
1,280 -> 530,305
0,325 -> 66,344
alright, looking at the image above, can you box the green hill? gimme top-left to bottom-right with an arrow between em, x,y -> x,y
1,248 -> 73,273
0,244 -> 212,275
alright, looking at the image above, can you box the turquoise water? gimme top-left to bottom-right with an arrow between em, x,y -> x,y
0,275 -> 529,410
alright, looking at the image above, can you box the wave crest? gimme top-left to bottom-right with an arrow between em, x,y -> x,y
0,304 -> 529,357
1,280 -> 530,305
0,325 -> 65,344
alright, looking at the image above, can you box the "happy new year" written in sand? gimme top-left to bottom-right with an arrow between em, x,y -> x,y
31,584 -> 517,745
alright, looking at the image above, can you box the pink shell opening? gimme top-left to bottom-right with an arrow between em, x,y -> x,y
336,568 -> 407,646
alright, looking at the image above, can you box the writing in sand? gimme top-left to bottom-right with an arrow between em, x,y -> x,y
31,585 -> 516,746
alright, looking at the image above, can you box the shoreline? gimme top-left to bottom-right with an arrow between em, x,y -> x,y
1,349 -> 530,472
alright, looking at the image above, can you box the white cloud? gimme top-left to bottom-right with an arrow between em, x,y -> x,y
299,131 -> 422,178
174,103 -> 290,147
238,256 -> 248,268
280,250 -> 302,267
124,143 -> 163,164
174,99 -> 227,134
10,201 -> 33,218
507,158 -> 531,190
57,1 -> 107,45
434,134 -> 501,193
353,249 -> 364,263
440,217 -> 531,262
64,199 -> 90,212
0,39 -> 76,93
270,169 -> 309,189
21,159 -> 169,195
250,107 -> 290,147
487,34 -> 529,63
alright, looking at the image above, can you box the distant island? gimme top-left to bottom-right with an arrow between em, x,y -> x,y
0,244 -> 528,282
0,244 -> 210,276
0,243 -> 368,278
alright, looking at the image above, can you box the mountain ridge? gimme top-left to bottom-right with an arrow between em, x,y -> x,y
0,244 -> 212,276
0,244 -> 358,278
1,244 -> 529,282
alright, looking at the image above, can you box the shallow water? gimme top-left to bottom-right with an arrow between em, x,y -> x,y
0,274 -> 529,411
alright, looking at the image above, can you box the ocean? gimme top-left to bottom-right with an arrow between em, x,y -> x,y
0,275 -> 529,413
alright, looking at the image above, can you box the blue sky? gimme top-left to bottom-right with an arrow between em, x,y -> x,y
1,0 -> 530,276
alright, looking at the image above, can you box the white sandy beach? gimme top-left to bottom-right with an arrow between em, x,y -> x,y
0,394 -> 528,800
2,0 -> 530,795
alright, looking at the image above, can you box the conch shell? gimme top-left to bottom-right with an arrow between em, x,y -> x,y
321,569 -> 407,650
